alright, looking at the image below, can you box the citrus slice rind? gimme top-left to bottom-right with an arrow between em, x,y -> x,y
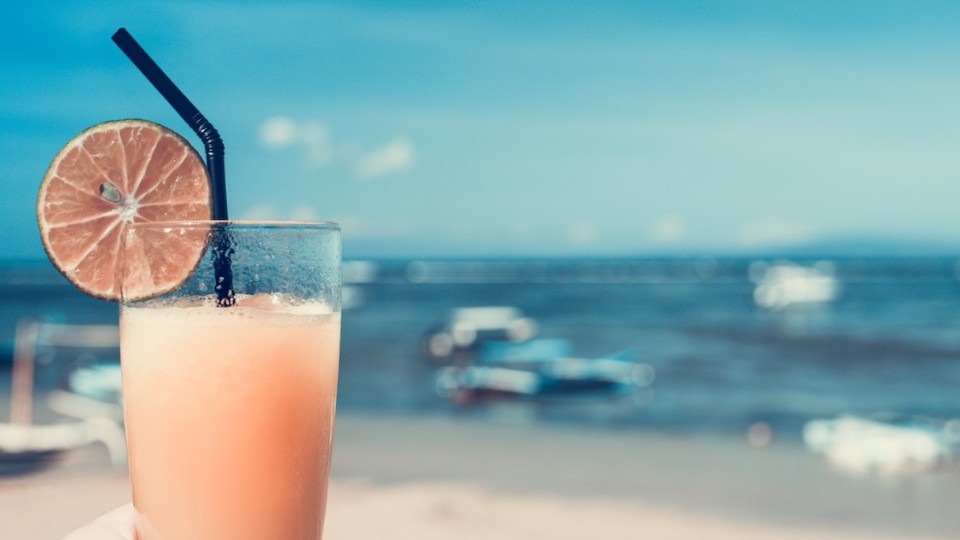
37,119 -> 213,302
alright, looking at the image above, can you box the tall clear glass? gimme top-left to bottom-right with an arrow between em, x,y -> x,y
119,221 -> 341,540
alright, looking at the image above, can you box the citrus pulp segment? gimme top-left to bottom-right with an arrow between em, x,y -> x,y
37,119 -> 213,301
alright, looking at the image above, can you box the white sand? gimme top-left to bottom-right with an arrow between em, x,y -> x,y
325,479 -> 908,540
1,413 -> 956,540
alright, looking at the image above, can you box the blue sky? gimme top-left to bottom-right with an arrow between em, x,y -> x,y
6,1 -> 960,259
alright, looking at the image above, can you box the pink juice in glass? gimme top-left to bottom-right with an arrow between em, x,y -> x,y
120,295 -> 340,540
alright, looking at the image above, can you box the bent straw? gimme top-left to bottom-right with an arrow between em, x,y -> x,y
111,29 -> 228,220
112,28 -> 235,306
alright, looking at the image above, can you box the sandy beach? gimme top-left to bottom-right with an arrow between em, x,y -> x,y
1,413 -> 957,539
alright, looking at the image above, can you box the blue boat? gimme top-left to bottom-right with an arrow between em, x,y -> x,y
479,338 -> 573,364
434,340 -> 654,403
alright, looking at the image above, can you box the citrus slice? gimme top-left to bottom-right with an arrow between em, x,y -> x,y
37,119 -> 212,301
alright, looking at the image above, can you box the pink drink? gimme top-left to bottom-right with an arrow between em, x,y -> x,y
120,295 -> 340,540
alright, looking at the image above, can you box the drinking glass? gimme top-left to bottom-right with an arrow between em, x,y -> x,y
119,221 -> 341,540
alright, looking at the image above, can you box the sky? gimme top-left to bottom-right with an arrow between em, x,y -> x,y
6,1 -> 960,259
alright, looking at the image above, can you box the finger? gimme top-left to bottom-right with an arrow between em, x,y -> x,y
62,503 -> 136,540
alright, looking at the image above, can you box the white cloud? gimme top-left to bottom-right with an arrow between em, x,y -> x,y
652,215 -> 684,244
739,218 -> 814,247
258,117 -> 414,178
259,116 -> 333,170
259,116 -> 297,148
355,137 -> 415,179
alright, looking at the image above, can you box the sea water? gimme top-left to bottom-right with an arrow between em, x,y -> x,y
3,257 -> 960,443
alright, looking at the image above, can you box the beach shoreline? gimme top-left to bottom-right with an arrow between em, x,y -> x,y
1,412 -> 957,539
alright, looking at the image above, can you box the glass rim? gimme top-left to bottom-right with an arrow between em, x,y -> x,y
125,219 -> 341,231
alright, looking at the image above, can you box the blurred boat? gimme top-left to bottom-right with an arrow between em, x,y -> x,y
749,261 -> 838,309
434,344 -> 654,404
66,362 -> 122,404
479,338 -> 573,364
341,286 -> 362,310
0,321 -> 126,472
803,414 -> 960,475
342,260 -> 378,284
435,366 -> 542,403
480,340 -> 653,388
46,361 -> 124,423
538,356 -> 655,391
422,306 -> 538,359
0,419 -> 126,469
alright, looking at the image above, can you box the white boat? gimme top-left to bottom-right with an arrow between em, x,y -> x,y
434,343 -> 654,403
0,419 -> 126,468
66,363 -> 122,404
1,321 -> 126,471
750,261 -> 838,309
803,414 -> 959,475
435,366 -> 542,401
422,306 -> 538,359
481,341 -> 654,388
538,356 -> 655,389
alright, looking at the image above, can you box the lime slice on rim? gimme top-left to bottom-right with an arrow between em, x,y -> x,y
37,119 -> 213,301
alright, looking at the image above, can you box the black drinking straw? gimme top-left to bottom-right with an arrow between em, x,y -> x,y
111,28 -> 235,307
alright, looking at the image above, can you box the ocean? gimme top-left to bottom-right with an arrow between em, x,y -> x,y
3,256 -> 960,444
